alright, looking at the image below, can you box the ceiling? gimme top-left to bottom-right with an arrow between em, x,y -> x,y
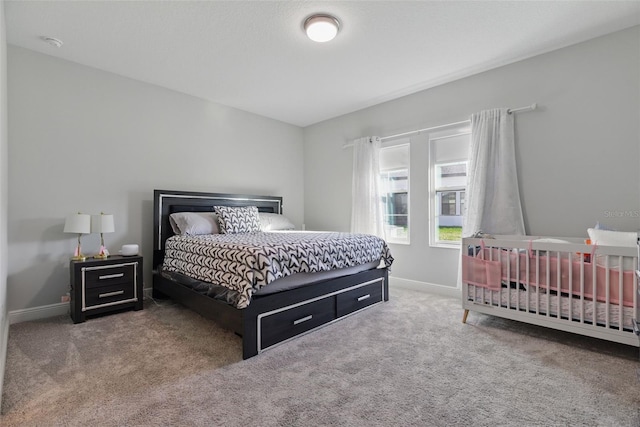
5,1 -> 640,127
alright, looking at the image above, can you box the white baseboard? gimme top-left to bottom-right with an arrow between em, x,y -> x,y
8,302 -> 69,325
7,281 -> 458,324
390,276 -> 461,299
9,288 -> 155,325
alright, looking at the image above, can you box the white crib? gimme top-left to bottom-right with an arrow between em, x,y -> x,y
461,235 -> 640,347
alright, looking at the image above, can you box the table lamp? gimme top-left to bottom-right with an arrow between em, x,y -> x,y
64,213 -> 91,261
91,213 -> 115,259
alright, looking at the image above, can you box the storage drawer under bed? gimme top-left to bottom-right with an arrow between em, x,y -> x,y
259,297 -> 336,350
257,277 -> 385,353
336,280 -> 383,317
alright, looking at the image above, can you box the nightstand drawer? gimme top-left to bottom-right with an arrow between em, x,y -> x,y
260,297 -> 336,350
83,264 -> 134,288
85,282 -> 135,308
336,280 -> 383,318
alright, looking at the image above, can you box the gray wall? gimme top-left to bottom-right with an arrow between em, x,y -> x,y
303,26 -> 640,289
0,1 -> 8,404
5,27 -> 640,305
7,46 -> 304,311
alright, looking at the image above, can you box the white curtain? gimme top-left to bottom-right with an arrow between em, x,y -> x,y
463,108 -> 525,237
351,136 -> 385,237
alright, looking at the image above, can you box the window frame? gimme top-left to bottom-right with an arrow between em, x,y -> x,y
428,129 -> 470,249
379,139 -> 410,245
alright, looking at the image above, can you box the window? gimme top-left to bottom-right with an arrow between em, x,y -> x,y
429,130 -> 470,247
380,142 -> 410,244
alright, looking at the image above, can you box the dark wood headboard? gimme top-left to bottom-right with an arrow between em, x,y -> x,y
153,189 -> 283,269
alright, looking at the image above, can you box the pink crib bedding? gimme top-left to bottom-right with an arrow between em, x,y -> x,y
462,247 -> 635,307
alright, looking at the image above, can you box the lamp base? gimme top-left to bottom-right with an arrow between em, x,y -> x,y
94,246 -> 110,259
71,255 -> 86,262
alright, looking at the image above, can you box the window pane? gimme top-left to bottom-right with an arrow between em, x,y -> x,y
440,191 -> 456,216
433,162 -> 467,244
430,130 -> 470,247
380,143 -> 410,243
385,191 -> 408,226
381,170 -> 408,241
436,190 -> 463,241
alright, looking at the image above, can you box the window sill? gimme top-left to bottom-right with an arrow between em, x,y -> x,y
429,242 -> 461,249
387,240 -> 410,246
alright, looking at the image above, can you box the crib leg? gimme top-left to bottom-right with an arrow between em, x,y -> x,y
462,309 -> 469,324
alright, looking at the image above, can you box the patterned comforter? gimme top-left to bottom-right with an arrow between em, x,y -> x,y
162,231 -> 394,308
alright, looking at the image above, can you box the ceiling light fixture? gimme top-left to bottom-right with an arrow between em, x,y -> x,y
304,14 -> 340,43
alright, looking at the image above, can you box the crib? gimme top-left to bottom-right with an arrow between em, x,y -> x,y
461,235 -> 640,346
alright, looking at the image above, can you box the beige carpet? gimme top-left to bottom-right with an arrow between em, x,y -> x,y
2,287 -> 639,426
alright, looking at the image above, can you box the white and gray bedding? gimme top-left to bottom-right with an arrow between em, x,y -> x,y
161,231 -> 394,308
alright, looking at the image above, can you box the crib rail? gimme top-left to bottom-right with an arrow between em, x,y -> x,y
461,235 -> 640,347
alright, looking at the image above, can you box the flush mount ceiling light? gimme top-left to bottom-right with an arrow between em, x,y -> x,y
304,14 -> 340,43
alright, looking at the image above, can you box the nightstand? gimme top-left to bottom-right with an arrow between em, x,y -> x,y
70,255 -> 143,323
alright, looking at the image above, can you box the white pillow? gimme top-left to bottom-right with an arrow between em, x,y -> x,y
532,238 -> 572,244
587,228 -> 637,247
169,212 -> 220,236
259,212 -> 295,231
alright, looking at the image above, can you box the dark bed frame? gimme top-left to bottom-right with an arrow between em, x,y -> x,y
152,189 -> 389,359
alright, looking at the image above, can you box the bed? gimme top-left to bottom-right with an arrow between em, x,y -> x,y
461,233 -> 640,346
153,189 -> 393,359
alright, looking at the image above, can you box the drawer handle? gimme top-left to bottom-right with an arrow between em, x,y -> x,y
99,273 -> 124,280
357,294 -> 371,302
99,290 -> 125,298
293,315 -> 313,325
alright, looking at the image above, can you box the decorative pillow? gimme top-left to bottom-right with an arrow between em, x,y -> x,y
588,228 -> 637,270
169,212 -> 220,236
587,228 -> 637,247
214,206 -> 261,234
259,212 -> 295,231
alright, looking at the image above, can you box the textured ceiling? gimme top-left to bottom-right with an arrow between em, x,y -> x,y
5,1 -> 640,127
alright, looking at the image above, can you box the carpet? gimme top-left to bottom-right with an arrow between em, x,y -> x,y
2,287 -> 639,426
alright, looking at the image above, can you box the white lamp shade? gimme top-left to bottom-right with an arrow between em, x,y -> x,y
64,213 -> 91,234
304,15 -> 339,42
91,214 -> 115,233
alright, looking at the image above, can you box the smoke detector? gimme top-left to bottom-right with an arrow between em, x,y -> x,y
42,37 -> 63,48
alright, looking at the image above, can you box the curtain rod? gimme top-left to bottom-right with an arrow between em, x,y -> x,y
343,103 -> 537,147
380,103 -> 537,142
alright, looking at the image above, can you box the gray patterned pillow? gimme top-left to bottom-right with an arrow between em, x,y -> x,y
214,206 -> 261,234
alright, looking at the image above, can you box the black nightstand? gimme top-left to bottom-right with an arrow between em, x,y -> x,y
70,255 -> 143,323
